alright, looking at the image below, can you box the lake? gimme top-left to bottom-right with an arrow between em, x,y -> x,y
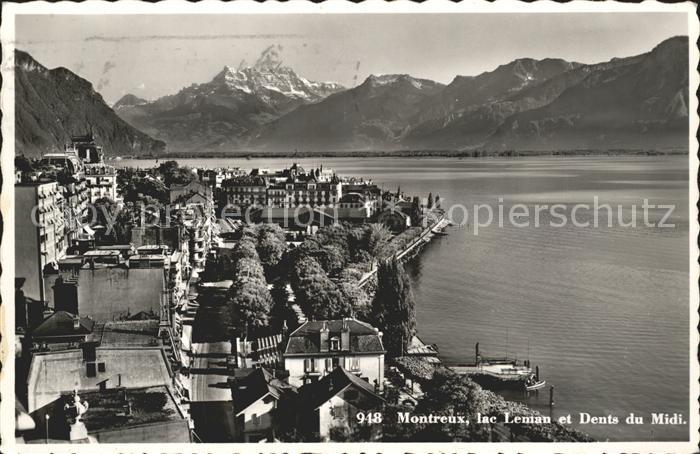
114,156 -> 690,441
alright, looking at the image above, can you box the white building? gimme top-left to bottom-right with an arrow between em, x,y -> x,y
283,318 -> 385,390
16,180 -> 67,301
84,164 -> 119,204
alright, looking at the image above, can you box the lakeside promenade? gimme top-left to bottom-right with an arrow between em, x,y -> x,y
358,215 -> 451,288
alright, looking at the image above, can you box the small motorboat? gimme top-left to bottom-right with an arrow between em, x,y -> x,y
525,379 -> 546,392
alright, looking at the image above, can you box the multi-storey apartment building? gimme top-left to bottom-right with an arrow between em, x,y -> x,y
61,178 -> 90,243
16,180 -> 67,301
282,174 -> 342,209
84,164 -> 119,203
219,176 -> 268,209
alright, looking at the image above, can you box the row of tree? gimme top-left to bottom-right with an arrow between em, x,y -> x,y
227,231 -> 274,336
291,256 -> 352,320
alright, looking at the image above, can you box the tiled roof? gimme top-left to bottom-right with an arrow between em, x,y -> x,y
284,319 -> 384,355
298,366 -> 384,410
232,368 -> 294,415
32,311 -> 95,338
339,192 -> 366,204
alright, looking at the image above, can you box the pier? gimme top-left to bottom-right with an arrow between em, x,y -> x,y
444,343 -> 539,390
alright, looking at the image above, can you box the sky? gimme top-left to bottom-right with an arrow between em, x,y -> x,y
14,13 -> 688,105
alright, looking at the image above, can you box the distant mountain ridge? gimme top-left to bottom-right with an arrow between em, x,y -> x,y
113,60 -> 345,152
253,74 -> 445,151
486,36 -> 689,150
15,36 -> 689,157
14,50 -> 165,157
256,36 -> 687,152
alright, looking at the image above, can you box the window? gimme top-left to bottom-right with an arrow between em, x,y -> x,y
97,362 -> 106,373
330,337 -> 340,351
304,358 -> 315,372
331,404 -> 345,419
325,358 -> 332,371
252,413 -> 260,426
86,362 -> 97,377
82,344 -> 96,362
332,357 -> 340,369
351,357 -> 360,371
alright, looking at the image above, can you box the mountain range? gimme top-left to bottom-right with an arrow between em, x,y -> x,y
15,36 -> 688,156
113,60 -> 344,152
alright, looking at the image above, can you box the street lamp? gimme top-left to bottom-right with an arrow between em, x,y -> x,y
45,414 -> 50,444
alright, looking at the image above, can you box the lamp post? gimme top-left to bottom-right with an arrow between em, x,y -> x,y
44,414 -> 50,444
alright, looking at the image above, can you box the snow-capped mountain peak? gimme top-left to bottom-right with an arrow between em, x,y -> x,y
212,64 -> 343,102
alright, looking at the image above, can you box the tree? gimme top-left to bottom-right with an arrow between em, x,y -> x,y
338,281 -> 370,314
381,401 -> 425,441
229,279 -> 272,334
410,196 -> 422,226
256,224 -> 287,273
15,155 -> 35,172
371,258 -> 416,357
362,224 -> 392,257
427,192 -> 434,209
413,369 -> 491,441
292,257 -> 351,320
156,160 -> 196,187
121,175 -> 169,204
231,237 -> 259,263
226,232 -> 273,335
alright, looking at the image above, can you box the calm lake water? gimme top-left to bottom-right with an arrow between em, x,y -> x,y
115,156 -> 690,441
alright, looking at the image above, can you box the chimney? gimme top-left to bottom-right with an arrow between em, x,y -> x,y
72,316 -> 80,331
341,318 -> 350,351
319,322 -> 329,353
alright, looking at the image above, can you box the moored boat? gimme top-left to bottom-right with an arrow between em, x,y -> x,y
525,376 -> 546,391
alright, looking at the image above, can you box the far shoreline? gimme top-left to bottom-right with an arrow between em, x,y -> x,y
108,148 -> 689,161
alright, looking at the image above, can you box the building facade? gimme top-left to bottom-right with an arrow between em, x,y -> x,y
283,319 -> 386,390
84,164 -> 119,203
16,181 -> 67,301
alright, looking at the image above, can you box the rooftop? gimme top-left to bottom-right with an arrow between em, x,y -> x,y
84,250 -> 121,257
74,386 -> 184,433
285,319 -> 385,356
27,346 -> 172,412
32,311 -> 95,338
298,366 -> 384,410
87,320 -> 160,347
232,368 -> 295,415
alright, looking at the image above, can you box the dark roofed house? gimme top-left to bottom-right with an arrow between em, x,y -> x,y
32,311 -> 95,346
283,318 -> 385,390
296,366 -> 384,441
230,368 -> 297,442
